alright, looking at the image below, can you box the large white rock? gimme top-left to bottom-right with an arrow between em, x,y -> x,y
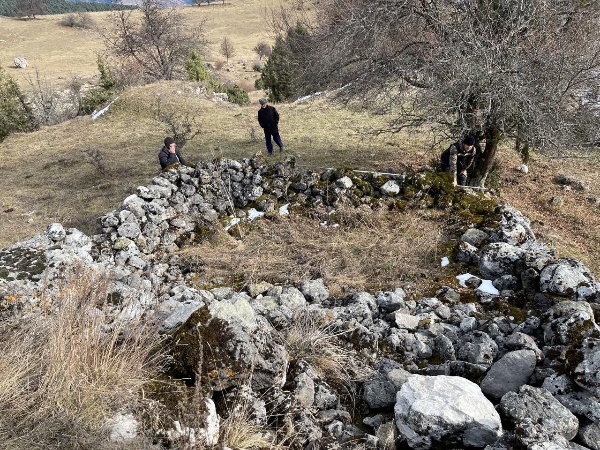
394,375 -> 502,449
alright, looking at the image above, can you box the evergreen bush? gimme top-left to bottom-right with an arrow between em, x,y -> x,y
0,68 -> 36,142
226,84 -> 250,106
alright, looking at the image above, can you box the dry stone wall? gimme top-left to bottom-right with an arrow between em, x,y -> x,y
1,156 -> 600,449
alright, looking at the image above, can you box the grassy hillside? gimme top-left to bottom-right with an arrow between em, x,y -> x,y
0,0 -> 599,295
0,1 -> 283,90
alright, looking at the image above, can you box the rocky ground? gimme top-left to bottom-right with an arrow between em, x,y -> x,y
1,156 -> 599,449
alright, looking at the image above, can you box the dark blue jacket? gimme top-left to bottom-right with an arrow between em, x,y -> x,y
158,146 -> 186,169
257,105 -> 280,133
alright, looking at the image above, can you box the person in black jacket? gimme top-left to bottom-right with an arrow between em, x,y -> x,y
158,137 -> 187,170
257,98 -> 284,155
440,135 -> 477,186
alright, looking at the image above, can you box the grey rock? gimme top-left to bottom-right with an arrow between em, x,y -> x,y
387,367 -> 412,391
376,422 -> 398,450
376,288 -> 406,313
14,56 -> 28,68
573,338 -> 600,397
117,222 -> 141,239
336,176 -> 353,189
314,382 -> 338,410
478,242 -> 525,279
579,422 -> 600,450
540,258 -> 600,302
294,372 -> 315,408
504,332 -> 544,360
457,240 -> 480,264
247,280 -> 272,297
395,312 -> 421,330
160,300 -> 204,333
107,412 -> 138,442
300,278 -> 329,303
457,331 -> 498,366
543,301 -> 596,345
480,349 -> 537,399
364,379 -> 397,409
499,385 -> 579,441
461,228 -> 490,247
46,223 -> 66,242
380,180 -> 400,195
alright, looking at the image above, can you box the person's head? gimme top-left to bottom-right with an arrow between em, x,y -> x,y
259,98 -> 268,108
164,137 -> 176,149
461,135 -> 475,151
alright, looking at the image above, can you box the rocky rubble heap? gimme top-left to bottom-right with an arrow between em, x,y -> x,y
1,156 -> 600,449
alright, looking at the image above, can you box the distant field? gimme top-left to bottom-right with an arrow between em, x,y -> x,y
0,0 -> 284,90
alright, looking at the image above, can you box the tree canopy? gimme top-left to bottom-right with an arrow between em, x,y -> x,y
295,0 -> 600,186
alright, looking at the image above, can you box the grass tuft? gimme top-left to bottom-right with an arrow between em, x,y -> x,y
0,265 -> 164,449
277,310 -> 374,386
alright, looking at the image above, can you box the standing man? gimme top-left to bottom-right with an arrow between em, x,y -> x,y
257,98 -> 284,155
440,135 -> 477,186
158,137 -> 187,170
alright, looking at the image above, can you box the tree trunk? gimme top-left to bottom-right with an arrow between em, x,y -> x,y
470,127 -> 501,188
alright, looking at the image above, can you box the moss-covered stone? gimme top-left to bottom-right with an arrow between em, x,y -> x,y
0,248 -> 47,281
168,306 -> 245,389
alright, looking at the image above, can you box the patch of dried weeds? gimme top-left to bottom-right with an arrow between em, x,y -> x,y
494,149 -> 600,277
181,204 -> 451,298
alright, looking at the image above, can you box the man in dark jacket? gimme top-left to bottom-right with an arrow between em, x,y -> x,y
257,98 -> 284,155
440,135 -> 477,186
158,137 -> 187,170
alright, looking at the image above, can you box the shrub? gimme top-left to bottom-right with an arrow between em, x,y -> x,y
186,49 -> 211,83
238,79 -> 254,93
0,68 -> 36,142
214,60 -> 226,70
258,23 -> 310,102
254,77 -> 265,90
77,56 -> 119,116
59,11 -> 95,29
226,84 -> 250,106
253,41 -> 272,60
276,310 -> 373,387
77,88 -> 112,115
252,61 -> 262,72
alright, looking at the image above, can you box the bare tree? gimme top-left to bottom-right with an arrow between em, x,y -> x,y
253,41 -> 272,60
220,37 -> 236,64
28,70 -> 78,125
154,98 -> 202,150
297,0 -> 600,186
100,0 -> 208,82
16,0 -> 44,19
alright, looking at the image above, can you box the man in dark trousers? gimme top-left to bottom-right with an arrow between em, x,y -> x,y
257,98 -> 284,155
158,137 -> 187,170
440,135 -> 477,186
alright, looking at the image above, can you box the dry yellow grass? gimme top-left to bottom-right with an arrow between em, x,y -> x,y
180,205 -> 449,297
0,0 -> 287,91
0,266 -> 164,449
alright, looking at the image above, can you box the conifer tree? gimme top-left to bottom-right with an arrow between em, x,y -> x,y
0,68 -> 36,142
